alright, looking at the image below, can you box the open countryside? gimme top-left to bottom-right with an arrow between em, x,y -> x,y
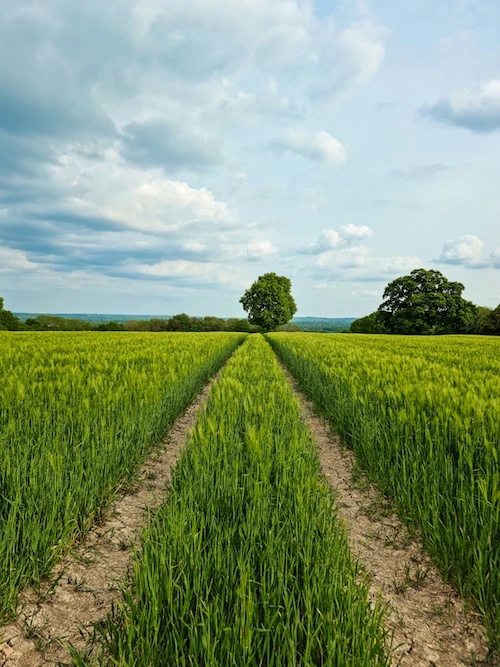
1,299 -> 499,664
1,0 -> 500,664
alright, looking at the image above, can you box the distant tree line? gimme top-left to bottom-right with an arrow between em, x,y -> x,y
0,303 -> 262,333
122,314 -> 260,333
350,269 -> 500,335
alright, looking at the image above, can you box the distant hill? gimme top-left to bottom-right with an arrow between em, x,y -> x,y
291,317 -> 355,332
14,313 -> 170,324
15,313 -> 356,332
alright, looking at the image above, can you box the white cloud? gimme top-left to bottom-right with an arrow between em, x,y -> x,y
246,240 -> 278,260
438,235 -> 486,267
337,22 -> 386,90
270,129 -> 348,165
419,80 -> 500,133
301,224 -> 374,254
135,258 -> 247,287
183,240 -> 206,253
0,246 -> 38,273
126,0 -> 386,108
310,251 -> 422,282
339,223 -> 374,241
317,245 -> 371,268
49,150 -> 235,235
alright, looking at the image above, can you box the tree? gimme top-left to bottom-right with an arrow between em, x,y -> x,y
167,313 -> 191,332
225,318 -> 252,333
485,304 -> 500,334
148,318 -> 170,332
472,306 -> 493,334
350,312 -> 387,334
0,297 -> 23,331
240,273 -> 297,332
378,268 -> 477,335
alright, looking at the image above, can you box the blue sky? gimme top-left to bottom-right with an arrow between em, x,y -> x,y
0,0 -> 499,317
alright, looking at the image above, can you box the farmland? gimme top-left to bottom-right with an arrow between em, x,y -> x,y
0,330 -> 499,664
0,331 -> 244,620
90,335 -> 389,666
268,333 -> 500,644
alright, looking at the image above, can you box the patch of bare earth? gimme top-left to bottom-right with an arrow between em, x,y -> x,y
0,379 -> 216,667
284,368 -> 494,667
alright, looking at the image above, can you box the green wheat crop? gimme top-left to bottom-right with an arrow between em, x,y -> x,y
0,331 -> 244,620
268,333 -> 500,648
88,335 -> 390,667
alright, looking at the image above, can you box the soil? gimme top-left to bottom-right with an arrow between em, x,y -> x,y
283,366 -> 494,667
0,379 -> 215,667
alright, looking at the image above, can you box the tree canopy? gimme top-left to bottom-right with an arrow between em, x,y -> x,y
347,269 -> 498,335
377,268 -> 477,334
484,304 -> 500,335
240,273 -> 297,331
349,311 -> 386,334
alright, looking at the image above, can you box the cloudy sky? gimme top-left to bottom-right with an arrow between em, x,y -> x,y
0,0 -> 499,317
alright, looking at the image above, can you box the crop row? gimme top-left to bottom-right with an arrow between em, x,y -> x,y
0,331 -> 245,620
268,333 -> 500,645
83,335 -> 390,666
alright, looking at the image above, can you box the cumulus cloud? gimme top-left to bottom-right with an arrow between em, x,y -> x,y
437,235 -> 487,267
0,246 -> 38,273
133,259 -> 248,288
418,80 -> 500,133
297,223 -> 421,283
0,0 -> 388,305
316,245 -> 371,269
339,223 -> 374,241
300,224 -> 373,255
246,240 -> 278,261
309,251 -> 422,282
270,129 -> 348,165
46,151 -> 235,235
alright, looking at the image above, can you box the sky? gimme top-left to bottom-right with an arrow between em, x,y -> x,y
0,0 -> 499,318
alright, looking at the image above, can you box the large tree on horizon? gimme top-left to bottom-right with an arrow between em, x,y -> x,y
240,273 -> 297,332
378,268 -> 477,334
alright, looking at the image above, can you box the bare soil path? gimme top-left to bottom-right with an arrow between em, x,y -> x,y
282,365 -> 494,667
0,378 -> 216,667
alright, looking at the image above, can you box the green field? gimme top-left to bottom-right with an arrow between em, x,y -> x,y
269,333 -> 500,643
91,335 -> 389,666
1,331 -> 499,662
0,331 -> 244,618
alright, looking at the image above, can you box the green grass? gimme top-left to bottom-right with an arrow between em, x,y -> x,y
83,334 -> 390,666
0,331 -> 245,620
268,332 -> 500,650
